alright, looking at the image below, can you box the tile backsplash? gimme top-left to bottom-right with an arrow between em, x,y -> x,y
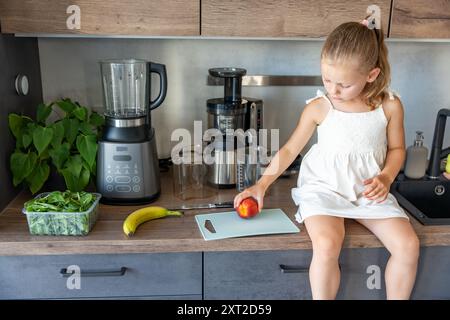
39,38 -> 450,159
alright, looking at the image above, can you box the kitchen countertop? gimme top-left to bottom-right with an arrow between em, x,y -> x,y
0,171 -> 449,256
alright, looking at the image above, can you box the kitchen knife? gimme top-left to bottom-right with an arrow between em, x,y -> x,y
170,201 -> 234,211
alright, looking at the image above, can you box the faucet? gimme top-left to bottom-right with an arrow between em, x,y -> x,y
428,108 -> 450,179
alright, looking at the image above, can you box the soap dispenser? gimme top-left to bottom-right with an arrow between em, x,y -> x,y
404,131 -> 429,179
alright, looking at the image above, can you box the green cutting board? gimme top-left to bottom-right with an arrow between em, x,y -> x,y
195,208 -> 300,241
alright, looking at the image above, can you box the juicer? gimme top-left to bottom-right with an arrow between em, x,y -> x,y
206,67 -> 263,188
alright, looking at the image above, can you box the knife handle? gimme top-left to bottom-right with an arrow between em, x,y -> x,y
215,201 -> 234,208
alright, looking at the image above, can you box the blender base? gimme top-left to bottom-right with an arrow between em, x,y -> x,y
99,190 -> 161,205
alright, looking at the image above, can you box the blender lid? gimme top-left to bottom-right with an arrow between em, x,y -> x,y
100,58 -> 148,64
209,67 -> 246,78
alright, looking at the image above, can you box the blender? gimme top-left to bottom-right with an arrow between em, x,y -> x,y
97,59 -> 167,204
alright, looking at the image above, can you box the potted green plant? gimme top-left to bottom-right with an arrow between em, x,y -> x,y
8,98 -> 104,194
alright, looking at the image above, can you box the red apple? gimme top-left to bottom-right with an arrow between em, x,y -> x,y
236,197 -> 259,219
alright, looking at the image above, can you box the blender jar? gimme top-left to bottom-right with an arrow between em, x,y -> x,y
100,59 -> 148,118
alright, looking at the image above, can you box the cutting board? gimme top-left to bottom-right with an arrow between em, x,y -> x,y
195,208 -> 300,241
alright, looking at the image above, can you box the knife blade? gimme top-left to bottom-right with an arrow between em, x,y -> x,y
170,201 -> 234,211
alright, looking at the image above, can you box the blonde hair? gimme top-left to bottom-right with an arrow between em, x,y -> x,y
321,21 -> 391,110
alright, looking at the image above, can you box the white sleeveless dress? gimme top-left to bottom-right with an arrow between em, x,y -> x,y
291,90 -> 408,223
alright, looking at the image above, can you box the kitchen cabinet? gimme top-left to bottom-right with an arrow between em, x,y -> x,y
204,250 -> 313,299
201,0 -> 391,37
390,0 -> 450,38
0,252 -> 202,299
204,247 -> 450,300
338,247 -> 389,299
0,0 -> 200,36
411,246 -> 450,299
203,249 -> 389,300
3,0 -> 450,39
0,247 -> 449,299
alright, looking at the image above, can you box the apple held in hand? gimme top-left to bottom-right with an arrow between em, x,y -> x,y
236,197 -> 259,219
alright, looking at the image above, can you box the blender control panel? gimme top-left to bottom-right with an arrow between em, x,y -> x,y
103,145 -> 143,195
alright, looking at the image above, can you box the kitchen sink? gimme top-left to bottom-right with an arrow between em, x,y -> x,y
391,176 -> 450,225
391,108 -> 450,225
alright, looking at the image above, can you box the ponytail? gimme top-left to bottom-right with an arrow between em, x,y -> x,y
361,27 -> 391,109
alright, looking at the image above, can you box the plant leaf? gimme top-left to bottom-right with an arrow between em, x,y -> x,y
10,151 -> 37,186
24,190 -> 95,213
56,99 -> 75,114
10,115 -> 34,150
15,140 -> 23,150
62,118 -> 79,145
64,155 -> 83,178
91,161 -> 97,176
36,103 -> 52,124
76,134 -> 97,170
26,162 -> 50,194
61,166 -> 89,192
49,142 -> 70,171
8,114 -> 23,139
61,154 -> 91,191
26,122 -> 37,131
72,106 -> 87,121
22,133 -> 32,148
32,126 -> 54,156
39,149 -> 50,160
78,167 -> 90,191
61,169 -> 78,192
79,122 -> 94,135
89,111 -> 105,127
50,121 -> 65,148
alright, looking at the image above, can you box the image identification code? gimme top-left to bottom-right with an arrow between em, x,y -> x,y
177,304 -> 272,317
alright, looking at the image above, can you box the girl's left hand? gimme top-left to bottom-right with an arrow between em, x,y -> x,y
363,174 -> 392,202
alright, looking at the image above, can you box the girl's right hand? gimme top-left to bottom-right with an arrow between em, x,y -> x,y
233,182 -> 267,213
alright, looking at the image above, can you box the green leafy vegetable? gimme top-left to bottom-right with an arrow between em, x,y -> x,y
24,191 -> 98,236
25,191 -> 96,212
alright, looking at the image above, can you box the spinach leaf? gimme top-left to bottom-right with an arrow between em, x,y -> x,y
24,191 -> 97,236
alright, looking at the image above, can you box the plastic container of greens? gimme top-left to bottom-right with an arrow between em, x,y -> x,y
22,191 -> 101,236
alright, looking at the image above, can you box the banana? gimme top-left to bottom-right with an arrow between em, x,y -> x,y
123,206 -> 183,237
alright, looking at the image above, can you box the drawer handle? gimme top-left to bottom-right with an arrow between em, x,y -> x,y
60,267 -> 127,277
279,264 -> 308,273
280,263 -> 342,274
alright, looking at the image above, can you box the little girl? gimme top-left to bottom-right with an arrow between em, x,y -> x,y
234,20 -> 420,300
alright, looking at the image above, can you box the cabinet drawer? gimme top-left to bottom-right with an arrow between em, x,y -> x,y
339,247 -> 450,300
338,248 -> 389,300
204,250 -> 312,300
0,253 -> 202,299
205,248 -> 391,300
412,246 -> 450,299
